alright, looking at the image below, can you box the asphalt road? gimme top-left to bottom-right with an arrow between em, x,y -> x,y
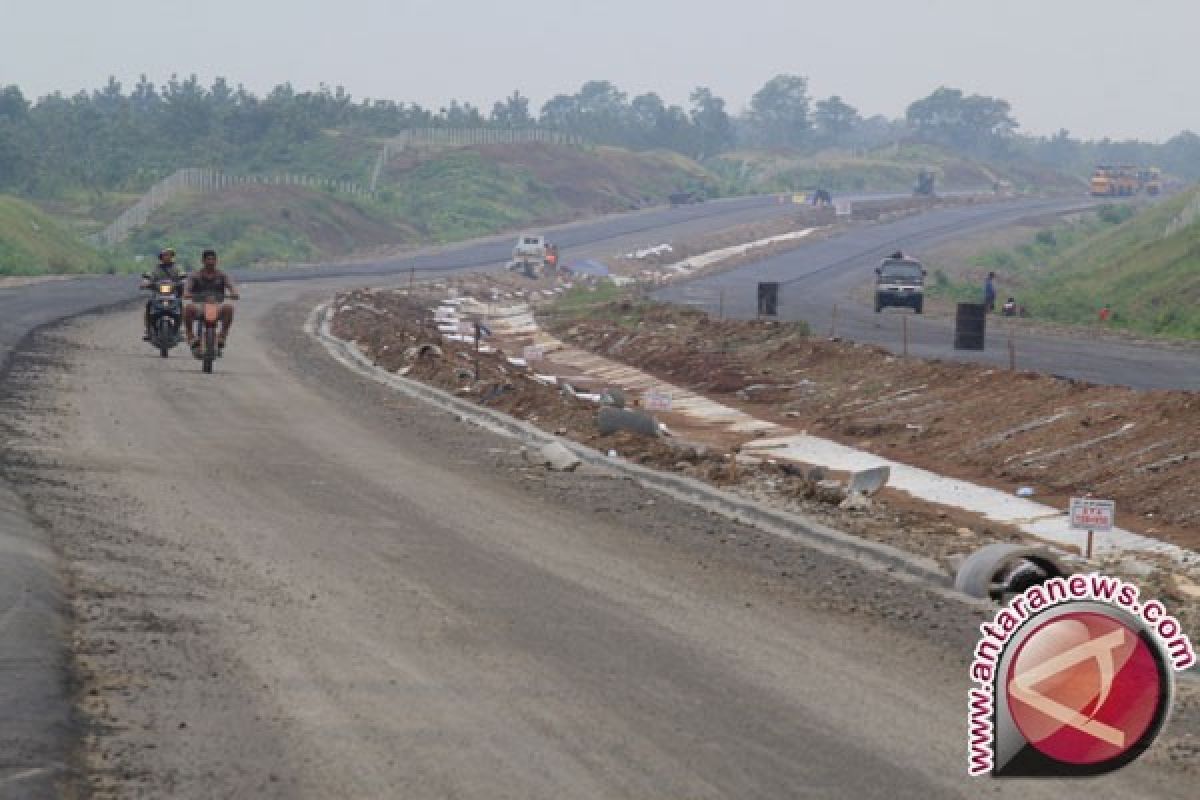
655,199 -> 1200,390
3,288 -> 1194,798
1,195 -> 1196,796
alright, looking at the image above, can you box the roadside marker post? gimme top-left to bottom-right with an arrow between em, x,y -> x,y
1069,497 -> 1116,559
643,390 -> 673,412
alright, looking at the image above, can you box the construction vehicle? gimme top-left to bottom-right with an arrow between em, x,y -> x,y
1089,165 -> 1140,197
1139,168 -> 1163,196
507,234 -> 562,279
914,169 -> 936,197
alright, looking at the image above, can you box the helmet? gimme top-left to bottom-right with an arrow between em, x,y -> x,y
158,247 -> 176,260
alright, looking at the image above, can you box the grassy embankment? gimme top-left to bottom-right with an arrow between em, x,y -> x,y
929,190 -> 1200,338
0,195 -> 116,275
709,143 -> 1084,194
117,141 -> 719,269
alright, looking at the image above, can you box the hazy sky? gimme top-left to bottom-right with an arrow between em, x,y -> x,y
3,0 -> 1196,141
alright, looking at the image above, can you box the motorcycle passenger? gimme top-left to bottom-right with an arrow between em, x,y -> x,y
183,249 -> 239,354
141,247 -> 186,340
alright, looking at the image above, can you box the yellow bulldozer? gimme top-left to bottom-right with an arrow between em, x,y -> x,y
1090,165 -> 1160,197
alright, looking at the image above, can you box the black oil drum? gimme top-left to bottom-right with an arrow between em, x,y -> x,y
757,282 -> 779,317
954,302 -> 987,350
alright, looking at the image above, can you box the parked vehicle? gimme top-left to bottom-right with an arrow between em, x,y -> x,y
874,252 -> 926,314
914,169 -> 936,196
669,190 -> 706,207
508,233 -> 547,279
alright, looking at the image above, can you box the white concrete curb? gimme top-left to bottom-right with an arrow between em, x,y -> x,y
308,301 -> 995,610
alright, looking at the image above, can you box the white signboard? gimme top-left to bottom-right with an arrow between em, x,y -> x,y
522,345 -> 545,362
1069,497 -> 1115,532
643,390 -> 673,412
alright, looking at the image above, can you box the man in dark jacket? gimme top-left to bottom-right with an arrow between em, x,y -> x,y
141,248 -> 186,340
984,272 -> 997,312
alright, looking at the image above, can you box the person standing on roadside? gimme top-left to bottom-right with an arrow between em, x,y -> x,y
983,271 -> 997,313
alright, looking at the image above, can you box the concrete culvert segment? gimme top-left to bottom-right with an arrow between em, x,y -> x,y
954,543 -> 1068,602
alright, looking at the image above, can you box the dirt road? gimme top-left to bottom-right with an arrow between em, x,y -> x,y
3,280 -> 1196,797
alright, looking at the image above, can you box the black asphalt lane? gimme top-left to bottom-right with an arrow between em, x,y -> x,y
655,198 -> 1200,391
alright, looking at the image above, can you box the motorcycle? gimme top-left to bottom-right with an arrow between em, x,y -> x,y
191,293 -> 235,374
142,274 -> 183,358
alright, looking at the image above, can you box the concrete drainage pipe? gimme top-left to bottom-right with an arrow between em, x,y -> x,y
954,543 -> 1068,603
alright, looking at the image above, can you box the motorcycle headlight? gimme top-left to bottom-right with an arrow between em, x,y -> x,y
159,284 -> 173,294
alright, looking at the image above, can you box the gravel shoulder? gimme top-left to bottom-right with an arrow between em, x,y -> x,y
0,278 -> 1194,796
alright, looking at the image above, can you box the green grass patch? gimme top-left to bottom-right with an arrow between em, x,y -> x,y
0,195 -> 117,275
930,193 -> 1200,338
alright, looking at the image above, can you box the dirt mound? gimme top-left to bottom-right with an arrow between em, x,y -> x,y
128,184 -> 417,265
385,142 -> 715,215
547,302 -> 1200,549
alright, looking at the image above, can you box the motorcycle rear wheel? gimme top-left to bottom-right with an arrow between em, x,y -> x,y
202,326 -> 215,374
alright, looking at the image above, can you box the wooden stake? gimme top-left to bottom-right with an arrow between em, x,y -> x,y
902,315 -> 909,356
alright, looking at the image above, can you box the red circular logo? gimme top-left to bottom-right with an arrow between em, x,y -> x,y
1006,611 -> 1163,765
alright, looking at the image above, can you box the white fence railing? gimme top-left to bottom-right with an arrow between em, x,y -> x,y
90,168 -> 371,247
95,128 -> 585,244
369,127 -> 584,191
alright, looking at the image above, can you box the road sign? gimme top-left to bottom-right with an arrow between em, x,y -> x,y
643,390 -> 673,411
522,345 -> 545,362
1069,497 -> 1115,532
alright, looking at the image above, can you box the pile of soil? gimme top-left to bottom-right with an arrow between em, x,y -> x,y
545,302 -> 1200,549
329,286 -> 1200,634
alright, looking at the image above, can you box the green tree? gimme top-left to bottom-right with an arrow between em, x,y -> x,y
906,87 -> 1017,154
747,74 -> 812,148
813,95 -> 860,146
689,87 -> 733,158
491,90 -> 533,127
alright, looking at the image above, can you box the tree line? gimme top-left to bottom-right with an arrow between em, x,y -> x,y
1,74 -> 1199,197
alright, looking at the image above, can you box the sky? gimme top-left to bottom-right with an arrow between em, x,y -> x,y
3,0 -> 1197,141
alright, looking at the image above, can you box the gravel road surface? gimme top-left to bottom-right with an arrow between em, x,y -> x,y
0,279 -> 1194,798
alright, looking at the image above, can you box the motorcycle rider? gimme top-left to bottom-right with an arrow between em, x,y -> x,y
183,249 -> 240,354
141,248 -> 187,340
